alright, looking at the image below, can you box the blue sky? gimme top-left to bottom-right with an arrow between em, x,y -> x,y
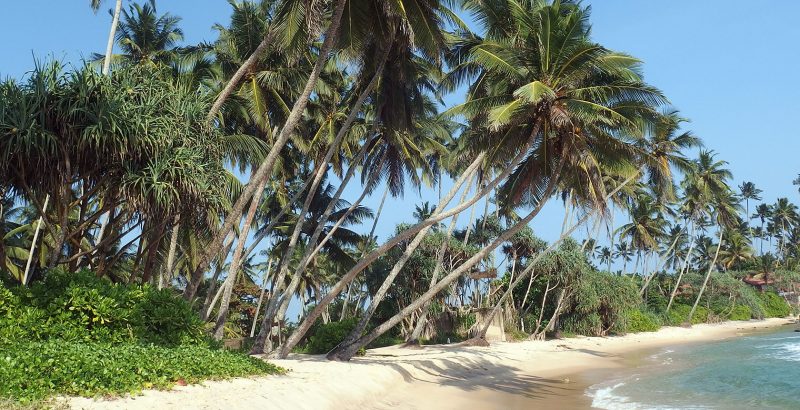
2,1 -> 799,286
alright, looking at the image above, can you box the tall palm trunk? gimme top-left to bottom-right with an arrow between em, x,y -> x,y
639,227 -> 684,296
189,0 -> 348,292
368,184 -> 390,240
102,0 -> 123,75
688,227 -> 724,323
667,223 -> 696,312
213,179 -> 267,339
160,215 -> 180,290
462,174 -> 480,245
250,258 -> 273,338
22,194 -> 50,285
200,234 -> 235,318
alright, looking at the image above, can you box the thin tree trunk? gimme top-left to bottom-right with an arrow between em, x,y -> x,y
160,215 -> 180,290
667,223 -> 696,312
368,184 -> 390,240
250,258 -> 273,338
213,179 -> 267,339
200,235 -> 235,318
189,0 -> 348,291
688,227 -> 724,323
462,174 -> 480,245
101,0 -> 123,75
22,194 -> 50,285
639,226 -> 684,296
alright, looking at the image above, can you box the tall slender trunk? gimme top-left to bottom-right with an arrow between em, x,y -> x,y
688,227 -> 724,323
161,215 -> 180,290
189,0 -> 348,290
462,174 -> 480,245
339,282 -> 354,321
22,195 -> 50,285
101,0 -> 123,75
213,179 -> 267,339
250,259 -> 273,338
667,223 -> 696,312
368,184 -> 390,240
639,226 -> 684,296
199,234 -> 235,318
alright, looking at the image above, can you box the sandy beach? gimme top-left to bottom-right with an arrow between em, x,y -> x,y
67,318 -> 794,410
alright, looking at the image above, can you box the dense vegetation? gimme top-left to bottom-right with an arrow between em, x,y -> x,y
0,271 -> 281,403
1,1 -> 798,405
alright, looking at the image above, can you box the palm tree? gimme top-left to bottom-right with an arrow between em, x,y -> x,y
614,241 -> 634,275
91,0 -> 124,75
770,198 -> 798,261
738,181 -> 762,230
753,203 -> 772,254
321,0 -> 667,360
599,246 -> 613,272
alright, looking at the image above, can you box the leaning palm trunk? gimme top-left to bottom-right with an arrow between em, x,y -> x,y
688,227 -> 724,323
160,215 -> 180,290
475,172 -> 638,340
212,179 -> 267,339
207,30 -> 277,123
339,166 -> 479,350
250,259 -> 273,338
101,0 -> 123,75
406,183 -> 473,343
188,0 -> 348,295
462,175 -> 480,245
639,228 -> 684,296
200,234 -> 235,318
368,184 -> 390,240
275,151 -> 502,357
666,223 -> 696,312
22,194 -> 50,286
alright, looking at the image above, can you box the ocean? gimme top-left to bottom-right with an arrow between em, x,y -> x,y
587,325 -> 800,409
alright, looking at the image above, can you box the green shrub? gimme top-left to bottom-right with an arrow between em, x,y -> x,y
729,305 -> 752,321
0,270 -> 205,346
759,292 -> 790,318
0,341 -> 283,403
625,309 -> 662,333
367,333 -> 404,349
663,303 -> 709,325
305,319 -> 359,354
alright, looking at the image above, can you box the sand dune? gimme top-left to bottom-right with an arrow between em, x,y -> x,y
67,318 -> 793,410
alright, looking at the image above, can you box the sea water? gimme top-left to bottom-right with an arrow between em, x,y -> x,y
587,326 -> 800,409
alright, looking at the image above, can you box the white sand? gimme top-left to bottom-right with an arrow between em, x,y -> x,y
67,318 -> 794,410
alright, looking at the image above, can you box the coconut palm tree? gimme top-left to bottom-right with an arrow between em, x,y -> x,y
91,0 -> 124,75
614,242 -> 634,275
738,181 -> 762,229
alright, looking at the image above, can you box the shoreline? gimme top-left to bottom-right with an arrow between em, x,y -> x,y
67,318 -> 795,410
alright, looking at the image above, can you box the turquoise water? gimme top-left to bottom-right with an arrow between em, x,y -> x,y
588,325 -> 800,409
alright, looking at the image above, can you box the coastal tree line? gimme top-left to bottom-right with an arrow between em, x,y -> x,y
1,0 -> 796,368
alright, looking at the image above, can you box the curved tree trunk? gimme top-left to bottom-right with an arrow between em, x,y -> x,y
688,227 -> 724,323
250,258 -> 273,338
639,226 -> 684,296
101,0 -> 123,75
160,215 -> 180,290
213,179 -> 267,339
23,194 -> 50,286
189,0 -> 349,292
666,223 -> 697,312
199,234 -> 235,319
